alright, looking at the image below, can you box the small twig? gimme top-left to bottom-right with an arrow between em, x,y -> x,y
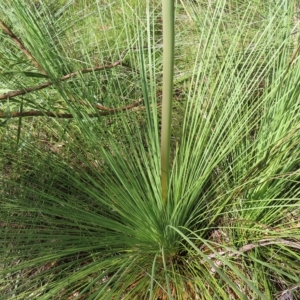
0,81 -> 56,101
289,42 -> 300,66
0,20 -> 46,75
93,98 -> 142,112
0,99 -> 144,118
199,238 -> 300,273
179,0 -> 193,22
277,283 -> 300,300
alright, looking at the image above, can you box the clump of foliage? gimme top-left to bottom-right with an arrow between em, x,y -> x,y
1,0 -> 300,299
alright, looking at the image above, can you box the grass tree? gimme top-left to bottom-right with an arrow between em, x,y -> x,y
1,0 -> 300,299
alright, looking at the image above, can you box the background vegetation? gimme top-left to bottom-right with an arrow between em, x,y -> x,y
1,0 -> 300,299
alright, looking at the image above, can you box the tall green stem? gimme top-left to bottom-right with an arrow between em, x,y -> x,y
161,0 -> 175,204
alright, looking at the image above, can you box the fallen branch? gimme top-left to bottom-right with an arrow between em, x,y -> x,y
0,99 -> 145,118
0,52 -> 128,101
0,20 -> 46,75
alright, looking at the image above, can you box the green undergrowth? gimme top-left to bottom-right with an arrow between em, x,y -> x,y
1,0 -> 300,299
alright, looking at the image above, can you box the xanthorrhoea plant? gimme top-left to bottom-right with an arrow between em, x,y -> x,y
1,0 -> 300,299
